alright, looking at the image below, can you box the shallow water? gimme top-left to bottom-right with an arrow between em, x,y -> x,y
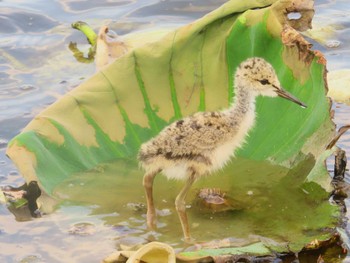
0,0 -> 350,262
53,156 -> 335,252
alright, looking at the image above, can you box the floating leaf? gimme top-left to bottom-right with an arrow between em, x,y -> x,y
328,70 -> 350,104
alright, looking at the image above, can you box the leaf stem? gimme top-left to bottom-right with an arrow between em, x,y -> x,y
71,21 -> 97,46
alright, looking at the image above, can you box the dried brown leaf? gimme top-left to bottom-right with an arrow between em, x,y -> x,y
272,0 -> 315,31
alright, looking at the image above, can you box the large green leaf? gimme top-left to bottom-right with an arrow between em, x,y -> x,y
7,0 -> 339,257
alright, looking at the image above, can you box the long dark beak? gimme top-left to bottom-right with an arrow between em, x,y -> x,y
275,87 -> 307,108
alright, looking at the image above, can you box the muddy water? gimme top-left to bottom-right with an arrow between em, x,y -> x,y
0,0 -> 350,262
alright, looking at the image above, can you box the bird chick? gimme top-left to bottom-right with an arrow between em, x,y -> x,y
138,57 -> 306,242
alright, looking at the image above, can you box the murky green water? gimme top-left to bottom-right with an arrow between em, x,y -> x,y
53,156 -> 336,252
1,0 -> 350,262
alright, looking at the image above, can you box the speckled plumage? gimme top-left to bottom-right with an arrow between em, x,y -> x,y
139,106 -> 252,180
138,57 -> 306,242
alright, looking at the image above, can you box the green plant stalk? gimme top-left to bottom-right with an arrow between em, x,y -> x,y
71,21 -> 97,46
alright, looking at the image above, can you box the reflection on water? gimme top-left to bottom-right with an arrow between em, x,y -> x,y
0,0 -> 349,262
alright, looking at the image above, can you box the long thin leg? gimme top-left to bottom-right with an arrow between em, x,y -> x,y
143,171 -> 158,229
175,172 -> 196,243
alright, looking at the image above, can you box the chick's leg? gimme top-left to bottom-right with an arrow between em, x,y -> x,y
143,171 -> 158,229
175,172 -> 196,243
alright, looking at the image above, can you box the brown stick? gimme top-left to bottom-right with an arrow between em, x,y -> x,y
334,148 -> 347,181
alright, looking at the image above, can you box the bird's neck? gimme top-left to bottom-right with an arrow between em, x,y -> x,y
226,85 -> 257,130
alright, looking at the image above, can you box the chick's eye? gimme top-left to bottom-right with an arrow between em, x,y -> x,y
259,79 -> 269,85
